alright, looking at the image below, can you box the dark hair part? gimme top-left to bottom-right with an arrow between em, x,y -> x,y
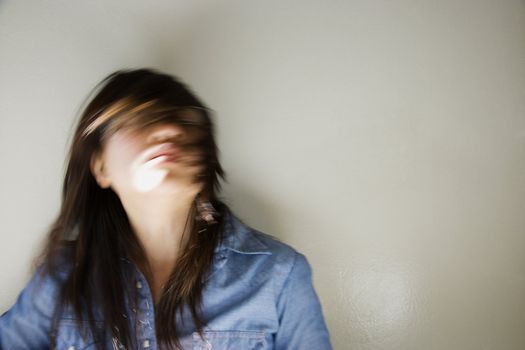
39,69 -> 228,349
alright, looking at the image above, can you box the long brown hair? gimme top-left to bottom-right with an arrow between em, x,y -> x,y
40,69 -> 228,349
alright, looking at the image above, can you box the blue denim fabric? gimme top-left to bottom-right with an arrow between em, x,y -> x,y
0,213 -> 332,349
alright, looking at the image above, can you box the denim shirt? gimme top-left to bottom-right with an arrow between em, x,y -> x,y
0,213 -> 332,350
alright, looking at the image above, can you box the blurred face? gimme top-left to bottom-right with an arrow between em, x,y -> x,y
92,122 -> 205,197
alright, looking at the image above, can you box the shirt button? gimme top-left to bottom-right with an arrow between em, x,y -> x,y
136,281 -> 143,289
143,339 -> 150,348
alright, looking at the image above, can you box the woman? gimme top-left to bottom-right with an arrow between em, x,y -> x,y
0,69 -> 332,349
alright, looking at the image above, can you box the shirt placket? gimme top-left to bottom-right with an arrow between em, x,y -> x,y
134,270 -> 157,349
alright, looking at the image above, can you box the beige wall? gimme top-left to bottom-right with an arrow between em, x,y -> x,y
1,1 -> 525,349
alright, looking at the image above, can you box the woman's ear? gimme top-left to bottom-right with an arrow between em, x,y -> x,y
90,153 -> 111,188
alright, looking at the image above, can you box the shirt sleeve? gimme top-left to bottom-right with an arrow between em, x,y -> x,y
275,252 -> 333,350
0,268 -> 58,349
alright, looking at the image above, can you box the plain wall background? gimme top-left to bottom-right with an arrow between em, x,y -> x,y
1,1 -> 525,349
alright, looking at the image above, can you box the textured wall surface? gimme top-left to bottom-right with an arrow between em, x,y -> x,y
1,1 -> 525,349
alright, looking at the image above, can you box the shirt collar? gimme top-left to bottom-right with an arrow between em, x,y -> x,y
217,211 -> 272,255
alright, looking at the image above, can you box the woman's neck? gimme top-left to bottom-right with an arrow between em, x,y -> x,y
118,189 -> 198,302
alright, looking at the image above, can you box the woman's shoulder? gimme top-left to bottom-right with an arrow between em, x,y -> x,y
9,242 -> 77,315
20,243 -> 75,305
202,212 -> 332,349
220,212 -> 310,279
